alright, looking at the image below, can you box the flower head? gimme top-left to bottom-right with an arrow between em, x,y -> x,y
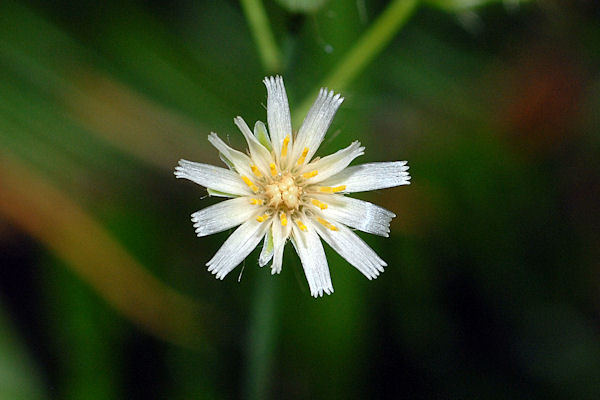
175,76 -> 410,297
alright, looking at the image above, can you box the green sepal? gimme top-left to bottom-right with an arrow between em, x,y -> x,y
219,153 -> 236,171
207,188 -> 237,198
254,121 -> 272,151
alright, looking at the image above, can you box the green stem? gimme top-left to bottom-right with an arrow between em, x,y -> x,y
244,271 -> 279,400
240,0 -> 283,73
242,1 -> 419,395
293,0 -> 419,125
240,1 -> 282,395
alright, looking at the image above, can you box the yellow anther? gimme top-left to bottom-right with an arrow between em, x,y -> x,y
297,147 -> 309,165
295,219 -> 307,231
250,165 -> 262,178
302,170 -> 318,179
281,135 -> 290,157
317,217 -> 338,231
280,212 -> 288,226
242,176 -> 259,192
250,198 -> 264,205
311,199 -> 328,210
318,185 -> 346,193
269,163 -> 277,177
256,214 -> 269,223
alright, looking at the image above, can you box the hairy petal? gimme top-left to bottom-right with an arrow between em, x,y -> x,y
206,218 -> 270,280
191,197 -> 260,237
234,117 -> 273,174
208,133 -> 254,177
318,161 -> 410,193
302,141 -> 364,184
175,159 -> 251,196
314,222 -> 386,280
264,76 -> 292,162
291,220 -> 333,297
291,88 -> 344,166
314,194 -> 395,237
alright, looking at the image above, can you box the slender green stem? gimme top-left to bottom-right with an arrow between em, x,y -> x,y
240,0 -> 282,395
243,1 -> 419,395
244,271 -> 279,400
240,0 -> 283,73
293,0 -> 419,125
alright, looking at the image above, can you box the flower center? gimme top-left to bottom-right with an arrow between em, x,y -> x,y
264,173 -> 302,211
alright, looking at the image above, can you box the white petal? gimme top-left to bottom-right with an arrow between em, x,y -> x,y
313,222 -> 386,280
175,159 -> 251,196
258,226 -> 274,267
234,116 -> 273,173
302,141 -> 364,183
271,213 -> 291,274
318,161 -> 411,193
290,88 -> 344,165
313,194 -> 395,237
191,197 -> 259,237
291,220 -> 333,297
263,76 -> 292,161
206,218 -> 270,280
208,133 -> 254,177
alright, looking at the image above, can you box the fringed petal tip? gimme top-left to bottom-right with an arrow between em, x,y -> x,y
173,159 -> 187,177
318,87 -> 345,106
311,287 -> 334,298
400,161 -> 411,184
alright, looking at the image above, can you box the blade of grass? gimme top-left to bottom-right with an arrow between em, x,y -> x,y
0,37 -> 211,171
0,151 -> 208,349
240,0 -> 283,72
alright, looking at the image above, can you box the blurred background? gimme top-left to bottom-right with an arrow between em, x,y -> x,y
1,0 -> 599,398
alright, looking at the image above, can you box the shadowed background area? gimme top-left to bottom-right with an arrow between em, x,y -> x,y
1,0 -> 599,398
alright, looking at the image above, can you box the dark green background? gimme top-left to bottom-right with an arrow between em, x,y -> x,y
1,0 -> 599,398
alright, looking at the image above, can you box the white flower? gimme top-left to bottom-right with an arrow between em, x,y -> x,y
175,76 -> 410,297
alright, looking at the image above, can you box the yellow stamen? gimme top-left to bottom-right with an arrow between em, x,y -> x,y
311,199 -> 328,210
297,147 -> 309,165
302,170 -> 318,179
318,185 -> 346,193
317,217 -> 338,231
295,219 -> 307,232
269,163 -> 277,177
250,198 -> 264,205
250,165 -> 262,178
280,212 -> 288,226
242,176 -> 259,192
256,214 -> 269,223
281,135 -> 290,157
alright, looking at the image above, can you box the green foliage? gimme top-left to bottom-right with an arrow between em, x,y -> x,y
275,0 -> 329,13
424,0 -> 530,12
0,0 -> 598,399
